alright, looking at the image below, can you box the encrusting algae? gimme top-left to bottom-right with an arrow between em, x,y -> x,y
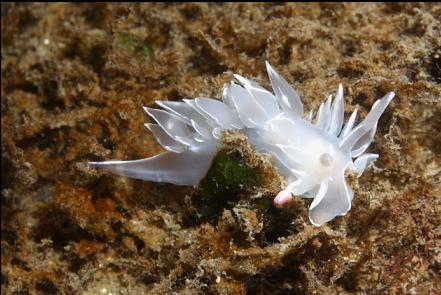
2,3 -> 440,294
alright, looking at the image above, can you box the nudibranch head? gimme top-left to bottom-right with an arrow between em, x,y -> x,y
265,76 -> 394,226
90,61 -> 394,226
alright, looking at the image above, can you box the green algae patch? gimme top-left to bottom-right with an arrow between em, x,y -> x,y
191,150 -> 261,225
116,32 -> 154,59
204,151 -> 260,196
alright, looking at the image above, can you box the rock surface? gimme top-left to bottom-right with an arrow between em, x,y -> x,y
1,3 -> 440,294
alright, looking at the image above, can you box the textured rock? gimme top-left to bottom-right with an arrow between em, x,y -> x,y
1,3 -> 440,294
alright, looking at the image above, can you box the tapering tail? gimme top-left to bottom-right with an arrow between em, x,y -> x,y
89,146 -> 217,186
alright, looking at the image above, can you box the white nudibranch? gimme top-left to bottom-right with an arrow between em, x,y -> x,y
89,61 -> 395,226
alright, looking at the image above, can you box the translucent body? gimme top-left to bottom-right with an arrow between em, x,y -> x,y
90,62 -> 395,226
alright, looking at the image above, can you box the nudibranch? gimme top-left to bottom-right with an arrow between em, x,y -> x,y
90,61 -> 394,226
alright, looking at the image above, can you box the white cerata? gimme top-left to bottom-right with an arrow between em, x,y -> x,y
90,61 -> 395,226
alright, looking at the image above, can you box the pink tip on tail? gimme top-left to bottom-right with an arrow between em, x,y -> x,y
273,190 -> 294,208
